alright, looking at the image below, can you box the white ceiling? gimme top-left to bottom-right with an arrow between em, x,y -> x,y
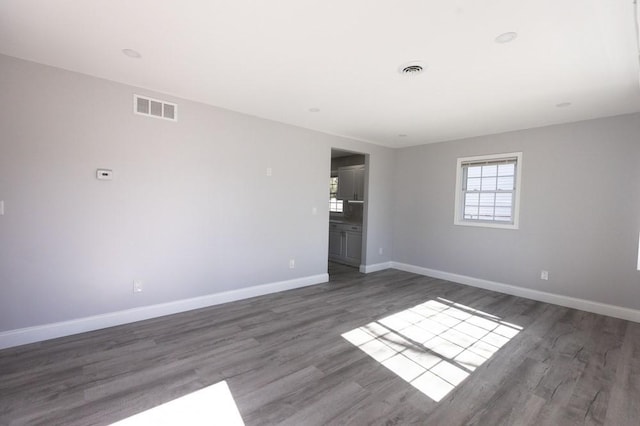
1,0 -> 639,147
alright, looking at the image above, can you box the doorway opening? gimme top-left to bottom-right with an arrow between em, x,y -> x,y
328,148 -> 368,280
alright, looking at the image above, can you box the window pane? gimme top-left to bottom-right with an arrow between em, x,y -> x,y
494,207 -> 512,218
498,163 -> 515,176
464,205 -> 479,216
466,178 -> 481,191
329,197 -> 343,213
481,177 -> 497,191
495,193 -> 512,207
482,165 -> 498,177
465,193 -> 479,204
466,166 -> 482,178
479,193 -> 495,206
497,176 -> 514,190
330,177 -> 338,194
479,206 -> 494,216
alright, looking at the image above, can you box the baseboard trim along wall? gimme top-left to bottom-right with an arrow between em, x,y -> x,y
0,273 -> 329,350
360,262 -> 393,273
390,262 -> 640,324
4,262 -> 639,350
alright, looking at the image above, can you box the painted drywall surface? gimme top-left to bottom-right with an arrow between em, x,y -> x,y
393,113 -> 640,310
0,54 -> 395,331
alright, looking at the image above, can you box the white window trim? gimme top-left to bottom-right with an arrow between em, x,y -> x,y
454,151 -> 523,230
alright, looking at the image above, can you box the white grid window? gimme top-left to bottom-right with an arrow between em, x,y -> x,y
329,177 -> 343,213
454,152 -> 522,229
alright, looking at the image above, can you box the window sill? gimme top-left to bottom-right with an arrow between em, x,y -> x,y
454,220 -> 519,230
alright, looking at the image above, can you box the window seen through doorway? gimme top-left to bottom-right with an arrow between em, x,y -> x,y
330,177 -> 343,212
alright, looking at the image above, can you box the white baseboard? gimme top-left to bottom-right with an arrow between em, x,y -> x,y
390,262 -> 640,323
360,262 -> 393,273
5,262 -> 638,350
0,273 -> 328,350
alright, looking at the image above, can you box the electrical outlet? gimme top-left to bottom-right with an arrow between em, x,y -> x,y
0,200 -> 4,216
379,247 -> 383,255
312,207 -> 317,215
540,270 -> 549,280
266,167 -> 272,177
289,259 -> 295,269
133,280 -> 143,293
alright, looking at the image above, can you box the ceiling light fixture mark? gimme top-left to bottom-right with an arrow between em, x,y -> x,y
556,102 -> 572,108
122,49 -> 142,58
308,107 -> 320,113
495,32 -> 518,44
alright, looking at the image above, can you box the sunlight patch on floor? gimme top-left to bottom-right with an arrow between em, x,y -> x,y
342,297 -> 522,402
110,380 -> 244,426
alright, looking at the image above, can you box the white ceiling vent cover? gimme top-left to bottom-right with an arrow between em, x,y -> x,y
133,95 -> 177,121
398,61 -> 426,76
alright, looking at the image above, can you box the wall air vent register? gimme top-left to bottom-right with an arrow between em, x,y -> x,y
134,94 -> 177,121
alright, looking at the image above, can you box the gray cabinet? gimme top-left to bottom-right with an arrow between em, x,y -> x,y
328,227 -> 343,258
337,165 -> 365,201
329,223 -> 362,266
344,230 -> 362,264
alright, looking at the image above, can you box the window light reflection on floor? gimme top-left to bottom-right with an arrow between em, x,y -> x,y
342,297 -> 522,402
110,380 -> 245,426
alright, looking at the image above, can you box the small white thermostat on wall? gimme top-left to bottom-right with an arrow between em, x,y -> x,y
96,169 -> 113,180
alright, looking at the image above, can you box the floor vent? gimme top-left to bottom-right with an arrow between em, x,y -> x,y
133,94 -> 177,121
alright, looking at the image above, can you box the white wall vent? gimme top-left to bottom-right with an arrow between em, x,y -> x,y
133,94 -> 177,121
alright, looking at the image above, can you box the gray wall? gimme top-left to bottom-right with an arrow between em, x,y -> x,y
3,51 -> 639,334
0,54 -> 395,331
393,113 -> 640,310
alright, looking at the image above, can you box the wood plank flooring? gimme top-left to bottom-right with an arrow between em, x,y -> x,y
1,266 -> 639,425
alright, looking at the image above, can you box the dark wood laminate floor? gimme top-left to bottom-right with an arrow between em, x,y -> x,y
1,267 -> 639,425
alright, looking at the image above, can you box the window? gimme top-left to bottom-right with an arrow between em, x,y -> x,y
329,177 -> 343,213
454,152 -> 522,229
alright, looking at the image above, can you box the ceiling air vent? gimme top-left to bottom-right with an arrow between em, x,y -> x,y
133,94 -> 177,121
399,61 -> 426,76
